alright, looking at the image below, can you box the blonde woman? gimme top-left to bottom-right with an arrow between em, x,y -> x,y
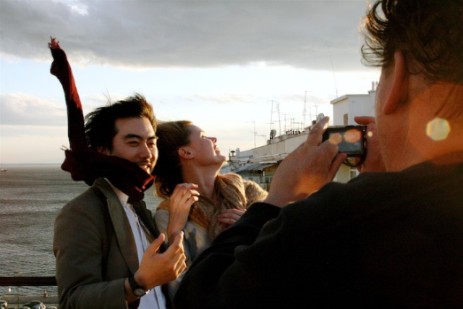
153,120 -> 267,296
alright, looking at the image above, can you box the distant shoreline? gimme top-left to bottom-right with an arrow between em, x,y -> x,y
0,163 -> 61,168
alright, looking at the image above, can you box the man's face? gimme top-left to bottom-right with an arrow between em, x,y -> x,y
106,117 -> 157,174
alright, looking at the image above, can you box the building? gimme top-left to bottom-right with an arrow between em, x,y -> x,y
225,85 -> 377,188
329,87 -> 376,182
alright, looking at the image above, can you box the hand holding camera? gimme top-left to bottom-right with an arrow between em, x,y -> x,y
320,117 -> 386,171
264,116 -> 346,207
322,125 -> 367,167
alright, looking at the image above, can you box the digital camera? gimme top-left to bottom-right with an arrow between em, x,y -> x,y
322,125 -> 367,166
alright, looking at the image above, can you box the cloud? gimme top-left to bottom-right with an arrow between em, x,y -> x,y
0,93 -> 66,126
0,0 -> 370,70
0,0 -> 379,164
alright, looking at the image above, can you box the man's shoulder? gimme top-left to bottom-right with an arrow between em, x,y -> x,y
62,178 -> 115,212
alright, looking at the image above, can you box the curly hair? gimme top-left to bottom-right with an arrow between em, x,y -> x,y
153,120 -> 193,197
361,0 -> 463,83
85,94 -> 156,151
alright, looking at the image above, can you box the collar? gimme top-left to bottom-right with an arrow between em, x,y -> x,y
105,178 -> 129,206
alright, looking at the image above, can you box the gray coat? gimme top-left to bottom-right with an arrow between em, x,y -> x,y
53,177 -> 160,309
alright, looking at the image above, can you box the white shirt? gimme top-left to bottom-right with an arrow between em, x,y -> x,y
108,180 -> 167,309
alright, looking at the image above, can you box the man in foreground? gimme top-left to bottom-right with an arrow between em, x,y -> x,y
174,0 -> 463,307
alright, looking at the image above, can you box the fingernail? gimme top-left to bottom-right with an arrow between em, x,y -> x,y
316,113 -> 325,122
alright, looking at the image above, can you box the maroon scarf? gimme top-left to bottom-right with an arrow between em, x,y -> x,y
49,38 -> 153,201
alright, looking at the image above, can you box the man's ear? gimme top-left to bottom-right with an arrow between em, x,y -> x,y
383,50 -> 408,115
178,147 -> 193,159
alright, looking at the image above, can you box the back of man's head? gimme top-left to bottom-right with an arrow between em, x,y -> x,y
362,0 -> 463,84
85,94 -> 156,151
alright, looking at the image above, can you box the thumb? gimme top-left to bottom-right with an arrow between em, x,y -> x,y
146,233 -> 166,255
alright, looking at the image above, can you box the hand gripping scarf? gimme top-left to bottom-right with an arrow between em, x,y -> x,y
48,38 -> 154,201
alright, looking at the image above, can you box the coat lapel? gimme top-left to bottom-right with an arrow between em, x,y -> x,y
95,178 -> 139,275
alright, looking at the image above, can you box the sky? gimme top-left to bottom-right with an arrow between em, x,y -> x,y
0,0 -> 380,164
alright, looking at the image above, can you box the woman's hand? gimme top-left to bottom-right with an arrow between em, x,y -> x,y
166,183 -> 200,242
217,208 -> 246,228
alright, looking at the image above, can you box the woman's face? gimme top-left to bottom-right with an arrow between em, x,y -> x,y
185,125 -> 226,166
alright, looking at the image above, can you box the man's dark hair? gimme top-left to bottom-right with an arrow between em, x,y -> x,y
85,94 -> 156,151
361,0 -> 463,83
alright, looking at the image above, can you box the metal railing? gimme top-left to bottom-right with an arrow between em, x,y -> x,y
0,277 -> 57,308
0,277 -> 56,287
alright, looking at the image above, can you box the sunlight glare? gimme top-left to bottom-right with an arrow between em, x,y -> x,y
426,117 -> 451,141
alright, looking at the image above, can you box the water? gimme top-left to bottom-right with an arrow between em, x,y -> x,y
0,164 -> 161,298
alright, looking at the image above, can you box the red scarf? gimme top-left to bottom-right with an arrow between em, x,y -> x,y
49,38 -> 153,201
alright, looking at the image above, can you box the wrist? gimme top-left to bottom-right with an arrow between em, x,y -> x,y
167,222 -> 186,239
167,229 -> 185,246
128,274 -> 148,298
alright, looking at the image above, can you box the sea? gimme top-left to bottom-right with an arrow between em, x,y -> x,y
0,164 -> 161,298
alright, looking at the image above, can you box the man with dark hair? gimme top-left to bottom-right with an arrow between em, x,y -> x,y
54,94 -> 186,309
85,94 -> 156,156
174,0 -> 463,307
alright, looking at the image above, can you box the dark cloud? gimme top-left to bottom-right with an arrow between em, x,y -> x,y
0,0 -> 369,70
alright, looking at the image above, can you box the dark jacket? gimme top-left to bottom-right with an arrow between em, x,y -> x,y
175,159 -> 463,308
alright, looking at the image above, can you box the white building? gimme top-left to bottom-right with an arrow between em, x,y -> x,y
330,88 -> 376,182
226,86 -> 377,187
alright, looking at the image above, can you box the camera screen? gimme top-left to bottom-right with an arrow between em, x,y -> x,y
322,126 -> 366,156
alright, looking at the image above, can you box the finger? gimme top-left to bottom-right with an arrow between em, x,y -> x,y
218,218 -> 235,225
354,116 -> 375,125
307,116 -> 330,145
329,153 -> 347,179
171,185 -> 189,200
184,189 -> 200,200
174,255 -> 187,274
183,187 -> 199,196
218,211 -> 243,223
146,233 -> 166,255
179,183 -> 198,189
168,231 -> 184,251
232,208 -> 246,213
183,192 -> 199,204
220,208 -> 245,215
189,189 -> 200,197
174,183 -> 198,196
319,139 -> 340,159
217,213 -> 241,221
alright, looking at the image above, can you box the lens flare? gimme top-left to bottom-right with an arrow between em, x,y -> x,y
328,133 -> 343,145
426,117 -> 451,141
344,129 -> 362,143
